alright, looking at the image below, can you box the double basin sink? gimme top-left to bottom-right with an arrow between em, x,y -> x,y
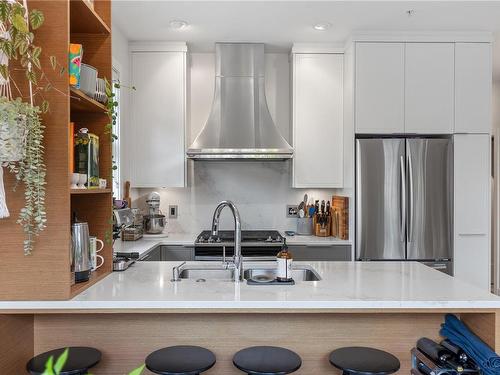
178,264 -> 321,282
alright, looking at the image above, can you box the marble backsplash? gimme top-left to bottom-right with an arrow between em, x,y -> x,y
134,161 -> 351,234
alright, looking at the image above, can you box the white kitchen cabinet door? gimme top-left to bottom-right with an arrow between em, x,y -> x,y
131,51 -> 186,187
292,53 -> 343,188
405,43 -> 454,134
455,43 -> 492,134
355,43 -> 405,134
453,134 -> 490,290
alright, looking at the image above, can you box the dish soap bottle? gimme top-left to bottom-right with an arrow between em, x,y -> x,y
276,239 -> 293,282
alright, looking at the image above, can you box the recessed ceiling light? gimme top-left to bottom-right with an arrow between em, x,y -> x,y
313,22 -> 332,31
169,19 -> 189,30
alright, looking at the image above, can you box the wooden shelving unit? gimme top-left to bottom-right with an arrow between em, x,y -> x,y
70,0 -> 111,34
0,0 -> 113,301
70,87 -> 108,113
70,188 -> 112,195
69,0 -> 113,298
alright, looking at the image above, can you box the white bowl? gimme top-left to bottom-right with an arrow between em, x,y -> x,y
71,173 -> 79,189
77,173 -> 87,189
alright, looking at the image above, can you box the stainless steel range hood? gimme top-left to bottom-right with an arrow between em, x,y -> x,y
187,43 -> 293,160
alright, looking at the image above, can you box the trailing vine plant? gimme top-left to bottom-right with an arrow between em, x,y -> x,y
103,78 -> 134,244
0,0 -> 62,254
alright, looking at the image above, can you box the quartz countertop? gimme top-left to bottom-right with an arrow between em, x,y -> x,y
1,261 -> 499,312
114,233 -> 351,259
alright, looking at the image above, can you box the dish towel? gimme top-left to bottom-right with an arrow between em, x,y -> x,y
440,313 -> 500,375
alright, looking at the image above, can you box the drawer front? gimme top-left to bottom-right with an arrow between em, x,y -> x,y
289,245 -> 351,261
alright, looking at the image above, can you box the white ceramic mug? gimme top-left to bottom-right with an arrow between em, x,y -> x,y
90,236 -> 104,271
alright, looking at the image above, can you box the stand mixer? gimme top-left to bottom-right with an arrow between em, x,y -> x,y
143,192 -> 166,234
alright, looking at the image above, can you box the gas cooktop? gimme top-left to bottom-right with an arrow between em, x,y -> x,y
195,230 -> 283,245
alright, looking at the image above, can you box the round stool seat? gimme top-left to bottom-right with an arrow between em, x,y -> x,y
233,346 -> 302,375
26,347 -> 101,375
145,345 -> 216,375
329,347 -> 400,375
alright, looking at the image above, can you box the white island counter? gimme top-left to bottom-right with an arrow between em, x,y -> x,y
2,261 -> 500,374
1,261 -> 499,312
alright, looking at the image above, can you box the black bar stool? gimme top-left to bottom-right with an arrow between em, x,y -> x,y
233,346 -> 302,375
329,347 -> 400,375
145,345 -> 216,375
26,347 -> 101,375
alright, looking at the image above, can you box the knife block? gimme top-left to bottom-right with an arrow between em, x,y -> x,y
313,215 -> 331,237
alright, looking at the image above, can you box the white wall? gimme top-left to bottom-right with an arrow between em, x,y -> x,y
132,52 -> 349,233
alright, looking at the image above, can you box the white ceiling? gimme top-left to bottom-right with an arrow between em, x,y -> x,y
113,1 -> 500,80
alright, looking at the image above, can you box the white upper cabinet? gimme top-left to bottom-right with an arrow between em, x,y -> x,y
404,43 -> 455,134
355,43 -> 405,134
130,46 -> 186,188
455,43 -> 492,134
292,53 -> 344,188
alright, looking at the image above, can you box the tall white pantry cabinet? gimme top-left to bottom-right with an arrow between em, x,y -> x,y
353,36 -> 492,290
129,42 -> 187,188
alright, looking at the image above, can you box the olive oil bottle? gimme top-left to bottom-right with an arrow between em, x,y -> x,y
276,239 -> 293,282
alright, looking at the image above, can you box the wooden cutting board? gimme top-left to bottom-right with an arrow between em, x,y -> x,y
332,196 -> 349,240
124,181 -> 131,208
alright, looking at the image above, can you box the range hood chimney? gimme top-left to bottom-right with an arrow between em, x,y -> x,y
186,43 -> 293,160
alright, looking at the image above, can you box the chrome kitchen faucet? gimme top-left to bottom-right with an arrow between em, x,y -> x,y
211,200 -> 243,282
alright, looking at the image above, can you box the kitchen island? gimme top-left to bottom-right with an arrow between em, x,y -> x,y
1,262 -> 500,374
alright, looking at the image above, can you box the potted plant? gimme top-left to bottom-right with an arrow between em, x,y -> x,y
0,0 -> 52,254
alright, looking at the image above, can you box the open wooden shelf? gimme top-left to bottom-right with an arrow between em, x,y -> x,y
71,188 -> 112,195
70,0 -> 111,34
70,87 -> 108,113
69,267 -> 110,298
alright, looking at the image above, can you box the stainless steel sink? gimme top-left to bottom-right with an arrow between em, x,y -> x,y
179,267 -> 234,280
244,266 -> 321,282
177,264 -> 321,282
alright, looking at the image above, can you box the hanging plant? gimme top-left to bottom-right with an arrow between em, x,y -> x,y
0,0 -> 56,254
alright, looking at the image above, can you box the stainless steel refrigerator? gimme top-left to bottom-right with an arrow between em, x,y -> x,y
356,137 -> 453,274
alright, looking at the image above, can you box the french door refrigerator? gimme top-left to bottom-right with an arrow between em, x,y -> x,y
356,137 -> 453,274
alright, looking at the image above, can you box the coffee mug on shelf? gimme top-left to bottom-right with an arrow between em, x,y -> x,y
90,236 -> 104,271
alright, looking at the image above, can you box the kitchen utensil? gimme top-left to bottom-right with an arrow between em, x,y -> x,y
303,193 -> 308,208
79,63 -> 98,97
94,78 -> 108,104
113,256 -> 135,271
123,181 -> 131,208
298,208 -> 305,218
296,217 -> 313,235
71,222 -> 91,283
308,206 -> 316,217
89,236 -> 104,271
143,214 -> 166,234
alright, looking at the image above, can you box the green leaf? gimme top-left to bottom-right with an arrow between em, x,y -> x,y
29,9 -> 44,30
42,355 -> 55,375
49,55 -> 57,70
128,364 -> 145,375
53,348 -> 69,374
41,100 -> 49,113
31,55 -> 41,69
0,1 -> 8,22
12,13 -> 28,33
32,46 -> 41,59
26,69 -> 37,84
0,64 -> 8,80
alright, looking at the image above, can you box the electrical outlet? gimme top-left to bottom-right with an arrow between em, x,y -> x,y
169,205 -> 178,219
286,205 -> 298,218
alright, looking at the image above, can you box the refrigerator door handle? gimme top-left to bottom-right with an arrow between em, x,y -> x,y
407,151 -> 414,243
400,155 -> 406,243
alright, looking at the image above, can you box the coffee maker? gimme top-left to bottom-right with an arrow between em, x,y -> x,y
71,222 -> 92,283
